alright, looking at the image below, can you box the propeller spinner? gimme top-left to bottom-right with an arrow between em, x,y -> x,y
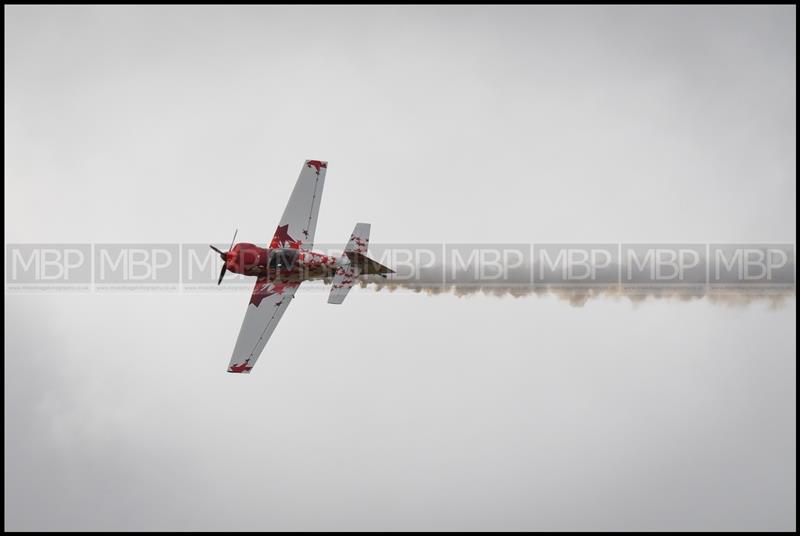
210,229 -> 238,285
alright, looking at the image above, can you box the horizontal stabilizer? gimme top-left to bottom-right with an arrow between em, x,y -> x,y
328,263 -> 359,304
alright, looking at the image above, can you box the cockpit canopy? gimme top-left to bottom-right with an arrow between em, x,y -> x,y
267,248 -> 299,270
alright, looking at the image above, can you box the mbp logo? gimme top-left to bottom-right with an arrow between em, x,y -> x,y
710,244 -> 794,286
6,244 -> 91,287
534,244 -> 618,285
445,245 -> 529,286
95,244 -> 179,287
623,245 -> 706,285
370,244 -> 442,284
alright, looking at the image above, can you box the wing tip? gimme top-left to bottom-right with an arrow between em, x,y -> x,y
227,359 -> 254,374
304,159 -> 328,173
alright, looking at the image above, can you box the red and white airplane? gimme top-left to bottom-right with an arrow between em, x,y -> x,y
210,160 -> 393,374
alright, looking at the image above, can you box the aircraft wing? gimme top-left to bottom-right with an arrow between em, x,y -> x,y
270,160 -> 327,250
227,278 -> 301,373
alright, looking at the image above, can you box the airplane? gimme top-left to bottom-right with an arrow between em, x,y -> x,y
210,160 -> 394,374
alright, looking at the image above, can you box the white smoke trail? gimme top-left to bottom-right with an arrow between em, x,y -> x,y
360,279 -> 795,308
357,260 -> 796,307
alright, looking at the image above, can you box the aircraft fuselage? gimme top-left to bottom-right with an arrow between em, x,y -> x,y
224,242 -> 339,282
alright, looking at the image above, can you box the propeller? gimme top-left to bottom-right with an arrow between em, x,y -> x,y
210,229 -> 238,285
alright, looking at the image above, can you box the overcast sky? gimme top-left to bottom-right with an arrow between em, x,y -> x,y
4,5 -> 796,531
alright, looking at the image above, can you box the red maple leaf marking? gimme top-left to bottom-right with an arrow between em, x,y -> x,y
228,359 -> 253,373
250,279 -> 298,307
351,235 -> 367,245
270,224 -> 302,249
273,281 -> 288,294
348,236 -> 368,253
251,279 -> 274,307
306,160 -> 327,174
